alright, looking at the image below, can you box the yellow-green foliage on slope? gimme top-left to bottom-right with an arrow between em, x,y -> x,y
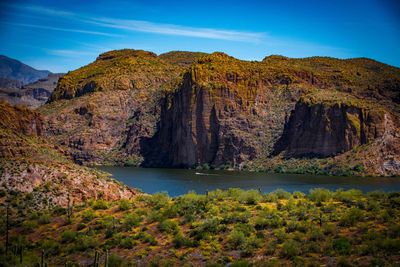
1,188 -> 400,266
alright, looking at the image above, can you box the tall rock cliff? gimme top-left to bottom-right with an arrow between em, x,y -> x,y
273,93 -> 387,157
41,49 -> 400,176
40,49 -> 205,165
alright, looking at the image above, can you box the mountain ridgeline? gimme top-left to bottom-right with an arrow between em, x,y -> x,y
41,50 -> 400,176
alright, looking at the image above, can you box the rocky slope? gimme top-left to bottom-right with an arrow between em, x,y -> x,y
0,73 -> 64,108
0,77 -> 23,89
41,50 -> 400,176
0,101 -> 136,207
0,55 -> 51,84
143,53 -> 400,175
40,49 -> 205,165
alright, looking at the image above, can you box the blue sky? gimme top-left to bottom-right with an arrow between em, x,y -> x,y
0,0 -> 399,72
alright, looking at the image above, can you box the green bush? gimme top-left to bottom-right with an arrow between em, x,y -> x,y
172,232 -> 192,248
61,230 -> 77,243
281,239 -> 300,259
158,219 -> 178,233
121,213 -> 141,229
332,238 -> 352,255
229,230 -> 246,249
22,220 -> 38,233
38,213 -> 52,224
339,207 -> 364,226
92,199 -> 108,210
109,255 -> 124,267
118,199 -> 131,211
82,209 -> 96,222
308,188 -> 332,202
74,235 -> 99,251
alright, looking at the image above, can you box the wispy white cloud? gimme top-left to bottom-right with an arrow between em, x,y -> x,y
46,49 -> 99,57
4,4 -> 264,42
85,18 -> 264,42
2,21 -> 121,37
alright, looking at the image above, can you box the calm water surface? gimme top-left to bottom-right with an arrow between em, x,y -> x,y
96,167 -> 400,197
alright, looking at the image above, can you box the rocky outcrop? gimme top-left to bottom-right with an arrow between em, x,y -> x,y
41,49 -> 400,175
41,50 -> 204,165
0,100 -> 137,206
273,95 -> 387,157
0,100 -> 44,137
143,53 -> 303,168
0,78 -> 23,89
0,73 -> 64,108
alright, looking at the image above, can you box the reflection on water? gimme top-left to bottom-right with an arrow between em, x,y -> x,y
96,166 -> 400,197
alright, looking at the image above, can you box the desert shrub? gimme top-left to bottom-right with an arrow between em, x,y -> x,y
172,232 -> 192,248
334,189 -> 363,204
61,230 -> 77,243
118,199 -> 131,211
38,213 -> 52,224
175,191 -> 209,215
158,219 -> 178,233
222,211 -> 251,224
281,239 -> 300,259
267,215 -> 285,228
229,230 -> 246,249
92,199 -> 108,210
332,238 -> 352,255
109,255 -> 124,267
120,236 -> 136,249
99,215 -> 115,229
82,209 -> 96,222
147,192 -> 169,209
293,191 -> 305,199
121,213 -> 141,229
273,189 -> 291,199
322,223 -> 336,235
308,228 -> 324,241
22,220 -> 38,233
339,207 -> 364,226
41,238 -> 60,255
305,241 -> 321,253
254,217 -> 269,230
74,235 -> 99,251
239,190 -> 261,205
308,188 -> 332,202
273,228 -> 287,244
240,237 -> 262,257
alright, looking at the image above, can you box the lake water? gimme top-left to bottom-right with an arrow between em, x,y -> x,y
97,167 -> 400,197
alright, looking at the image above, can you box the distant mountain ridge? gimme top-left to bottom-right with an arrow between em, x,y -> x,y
0,73 -> 64,109
0,55 -> 51,84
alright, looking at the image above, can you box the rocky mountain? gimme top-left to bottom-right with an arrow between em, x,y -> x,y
0,100 -> 136,207
0,73 -> 64,108
0,55 -> 51,84
40,49 -> 205,165
41,50 -> 400,176
0,77 -> 23,89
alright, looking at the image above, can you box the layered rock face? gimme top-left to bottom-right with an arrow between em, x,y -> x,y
0,73 -> 64,108
0,100 -> 137,206
41,50 -> 400,175
273,96 -> 387,157
41,50 -> 204,165
143,53 -> 309,167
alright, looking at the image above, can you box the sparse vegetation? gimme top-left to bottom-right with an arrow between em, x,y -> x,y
1,188 -> 399,266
